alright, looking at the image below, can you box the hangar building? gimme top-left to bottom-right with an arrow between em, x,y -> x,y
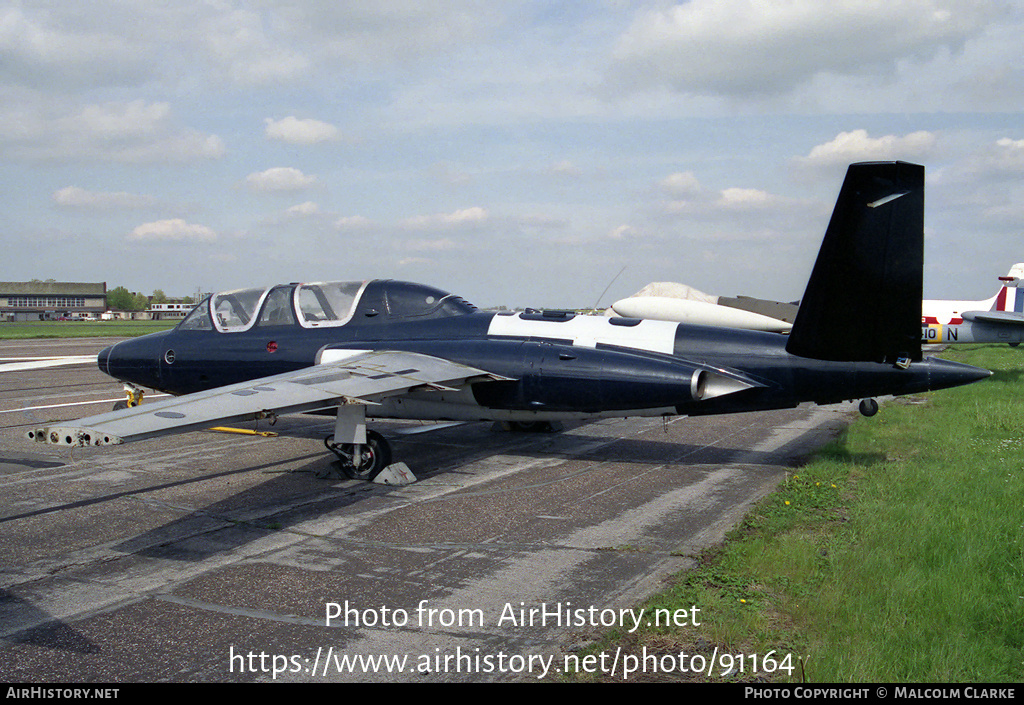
0,281 -> 107,321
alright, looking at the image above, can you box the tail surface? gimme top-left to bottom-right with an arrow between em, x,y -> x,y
786,161 -> 924,363
992,263 -> 1024,312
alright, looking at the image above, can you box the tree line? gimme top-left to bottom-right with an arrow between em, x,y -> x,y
106,287 -> 196,311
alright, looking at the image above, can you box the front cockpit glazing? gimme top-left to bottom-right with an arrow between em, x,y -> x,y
211,287 -> 273,332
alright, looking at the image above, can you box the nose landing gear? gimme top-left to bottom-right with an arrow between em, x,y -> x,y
113,384 -> 146,411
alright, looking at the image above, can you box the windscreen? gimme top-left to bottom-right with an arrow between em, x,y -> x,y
177,297 -> 212,331
211,287 -> 271,332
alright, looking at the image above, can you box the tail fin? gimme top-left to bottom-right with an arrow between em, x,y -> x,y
993,264 -> 1024,312
786,161 -> 924,363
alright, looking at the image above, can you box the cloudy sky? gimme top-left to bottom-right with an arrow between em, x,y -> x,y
3,1 -> 1023,308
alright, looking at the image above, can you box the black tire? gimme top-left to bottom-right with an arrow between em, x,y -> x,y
333,430 -> 391,481
859,398 -> 879,417
113,400 -> 128,411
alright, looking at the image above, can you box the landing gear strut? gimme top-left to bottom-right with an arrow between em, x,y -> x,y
322,404 -> 392,481
324,429 -> 392,480
113,384 -> 145,411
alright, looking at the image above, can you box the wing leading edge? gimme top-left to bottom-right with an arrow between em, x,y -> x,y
28,350 -> 507,447
961,310 -> 1024,326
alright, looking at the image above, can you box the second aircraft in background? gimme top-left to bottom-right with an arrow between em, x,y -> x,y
613,264 -> 1024,347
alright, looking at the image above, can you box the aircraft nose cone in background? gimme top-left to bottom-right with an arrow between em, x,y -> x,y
610,296 -> 793,333
925,357 -> 994,390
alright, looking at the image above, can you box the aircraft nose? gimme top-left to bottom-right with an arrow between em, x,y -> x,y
95,333 -> 168,390
97,343 -> 114,376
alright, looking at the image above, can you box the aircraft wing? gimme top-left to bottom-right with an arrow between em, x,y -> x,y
961,310 -> 1024,325
28,350 -> 508,447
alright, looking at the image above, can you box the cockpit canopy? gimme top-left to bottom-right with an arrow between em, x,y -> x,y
178,280 -> 477,333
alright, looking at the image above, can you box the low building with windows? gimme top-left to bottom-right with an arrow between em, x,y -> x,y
149,302 -> 197,320
0,281 -> 107,321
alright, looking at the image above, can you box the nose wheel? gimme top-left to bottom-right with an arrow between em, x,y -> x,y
113,384 -> 145,411
324,429 -> 392,481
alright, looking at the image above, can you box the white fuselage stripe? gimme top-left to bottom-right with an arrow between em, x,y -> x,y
485,313 -> 677,355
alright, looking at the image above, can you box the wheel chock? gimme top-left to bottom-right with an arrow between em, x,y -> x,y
373,462 -> 417,486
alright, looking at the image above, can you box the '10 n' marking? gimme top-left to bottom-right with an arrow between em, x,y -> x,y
922,325 -> 958,342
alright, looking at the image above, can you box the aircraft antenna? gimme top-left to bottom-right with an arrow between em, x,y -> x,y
593,265 -> 626,311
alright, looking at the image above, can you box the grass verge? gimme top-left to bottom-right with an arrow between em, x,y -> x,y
567,345 -> 1023,683
0,320 -> 177,339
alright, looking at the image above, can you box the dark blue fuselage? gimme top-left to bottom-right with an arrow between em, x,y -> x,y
98,280 -> 989,424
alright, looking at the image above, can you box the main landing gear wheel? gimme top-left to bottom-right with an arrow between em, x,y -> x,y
859,398 -> 879,417
324,429 -> 392,481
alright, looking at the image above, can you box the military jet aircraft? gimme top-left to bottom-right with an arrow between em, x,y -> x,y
27,162 -> 990,480
923,264 -> 1024,346
615,264 -> 1024,348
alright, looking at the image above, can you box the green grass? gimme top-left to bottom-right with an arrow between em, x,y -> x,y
0,320 -> 177,339
568,345 -> 1024,683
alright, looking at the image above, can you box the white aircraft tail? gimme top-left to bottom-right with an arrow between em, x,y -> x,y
992,263 -> 1024,313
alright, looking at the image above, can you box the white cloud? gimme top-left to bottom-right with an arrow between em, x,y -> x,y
245,167 -> 317,191
0,3 -> 500,94
401,207 -> 489,230
76,100 -> 169,137
53,186 -> 156,209
398,256 -> 434,267
795,130 -> 938,169
202,9 -> 310,86
517,213 -> 569,229
0,6 -> 148,88
981,201 -> 1024,226
608,224 -> 641,240
0,99 -> 225,163
656,173 -> 810,228
279,4 -> 500,63
659,172 -> 703,197
715,187 -> 780,210
952,136 -> 1024,186
334,215 -> 375,230
128,219 -> 216,242
286,201 -> 320,216
265,116 -> 340,145
978,137 -> 1024,173
610,0 -> 999,97
406,237 -> 457,251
